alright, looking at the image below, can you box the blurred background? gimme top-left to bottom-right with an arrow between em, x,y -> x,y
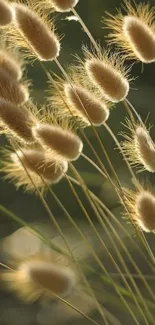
0,0 -> 155,324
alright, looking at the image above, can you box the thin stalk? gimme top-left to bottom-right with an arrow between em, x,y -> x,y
103,122 -> 137,184
54,58 -> 124,189
71,8 -> 99,53
81,152 -> 107,179
125,98 -> 144,125
40,61 -> 124,204
68,175 -> 155,271
0,204 -> 68,256
95,202 -> 155,304
0,262 -> 13,271
42,178 -> 141,323
90,283 -> 155,316
70,164 -> 154,323
52,57 -> 153,269
49,292 -> 100,325
110,273 -> 155,280
54,14 -> 154,264
70,7 -> 141,190
10,143 -> 108,324
69,5 -> 137,200
42,176 -> 155,307
1,203 -> 153,317
123,100 -> 155,263
52,58 -> 152,262
95,201 -> 155,310
64,172 -> 141,325
103,122 -> 155,263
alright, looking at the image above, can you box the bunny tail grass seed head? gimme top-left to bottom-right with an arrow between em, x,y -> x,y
123,186 -> 155,232
12,3 -> 60,61
47,0 -> 79,12
1,148 -> 68,192
135,191 -> 155,232
0,99 -> 35,143
64,83 -> 110,126
33,123 -> 83,161
0,67 -> 29,105
104,1 -> 155,63
13,148 -> 68,184
0,48 -> 24,81
2,254 -> 76,301
84,48 -> 130,103
122,121 -> 155,173
0,0 -> 13,26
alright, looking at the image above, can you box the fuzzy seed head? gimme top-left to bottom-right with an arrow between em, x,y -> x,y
2,256 -> 76,301
122,121 -> 155,173
28,261 -> 76,296
85,58 -> 129,103
1,146 -> 68,192
104,2 -> 155,63
0,99 -> 34,142
51,0 -> 79,12
123,16 -> 155,63
64,84 -> 109,126
135,191 -> 155,232
33,123 -> 83,161
0,0 -> 13,26
0,49 -> 23,81
13,149 -> 68,184
135,126 -> 155,172
0,67 -> 29,105
13,4 -> 60,61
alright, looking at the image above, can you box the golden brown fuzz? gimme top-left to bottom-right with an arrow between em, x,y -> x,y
122,122 -> 155,173
15,149 -> 68,184
0,49 -> 23,81
29,261 -> 75,296
104,2 -> 155,63
0,0 -> 13,26
13,4 -> 60,61
135,126 -> 155,172
135,191 -> 155,232
0,67 -> 29,105
2,254 -> 76,301
0,146 -> 68,192
64,83 -> 109,126
85,58 -> 129,103
33,123 -> 83,161
0,99 -> 34,143
123,16 -> 155,63
50,0 -> 79,12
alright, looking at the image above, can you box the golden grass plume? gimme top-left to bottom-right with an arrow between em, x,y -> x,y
2,253 -> 76,301
0,0 -> 13,26
122,120 -> 155,173
0,147 -> 68,192
104,1 -> 155,63
33,122 -> 83,161
0,45 -> 24,81
5,1 -> 60,62
0,99 -> 35,143
36,0 -> 79,13
84,46 -> 131,103
0,66 -> 29,105
124,184 -> 155,232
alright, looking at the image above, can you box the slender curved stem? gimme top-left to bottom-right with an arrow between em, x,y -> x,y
81,153 -> 107,178
68,175 -> 155,270
69,164 -> 155,323
71,8 -> 99,53
10,142 -> 108,324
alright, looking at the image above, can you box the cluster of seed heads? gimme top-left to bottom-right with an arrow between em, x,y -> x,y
0,0 -> 155,307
